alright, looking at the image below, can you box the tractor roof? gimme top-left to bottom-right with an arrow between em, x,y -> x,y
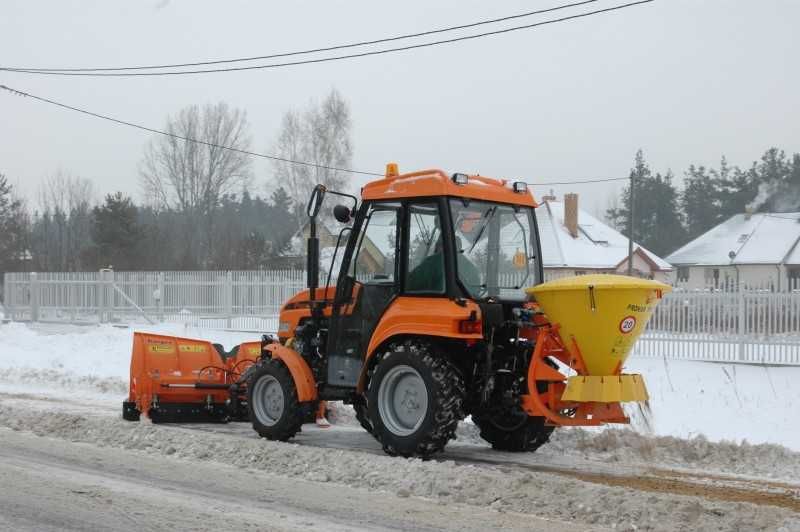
361,167 -> 537,207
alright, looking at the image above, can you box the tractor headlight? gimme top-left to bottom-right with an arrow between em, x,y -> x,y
512,181 -> 527,193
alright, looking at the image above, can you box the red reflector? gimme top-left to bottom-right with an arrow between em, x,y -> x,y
459,319 -> 482,335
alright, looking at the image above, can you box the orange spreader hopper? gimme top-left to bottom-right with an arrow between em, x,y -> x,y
124,332 -> 265,423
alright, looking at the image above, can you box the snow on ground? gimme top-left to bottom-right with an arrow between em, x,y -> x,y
1,321 -> 799,531
1,402 -> 797,532
625,357 -> 800,450
0,321 -> 799,453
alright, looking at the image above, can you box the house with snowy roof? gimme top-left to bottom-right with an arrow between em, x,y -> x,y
535,193 -> 672,282
666,211 -> 800,290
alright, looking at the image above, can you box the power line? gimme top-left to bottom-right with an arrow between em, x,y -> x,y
2,0 -> 654,77
529,176 -> 629,185
0,84 -> 646,186
2,0 -> 601,73
0,84 -> 383,176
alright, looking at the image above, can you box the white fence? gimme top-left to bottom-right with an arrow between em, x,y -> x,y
3,271 -> 800,365
2,270 -> 308,332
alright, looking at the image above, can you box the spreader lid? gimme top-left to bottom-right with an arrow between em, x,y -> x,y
526,274 -> 672,295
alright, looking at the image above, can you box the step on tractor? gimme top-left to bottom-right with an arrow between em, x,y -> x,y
124,164 -> 671,458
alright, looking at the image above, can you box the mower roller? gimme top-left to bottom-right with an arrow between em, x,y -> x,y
124,164 -> 670,458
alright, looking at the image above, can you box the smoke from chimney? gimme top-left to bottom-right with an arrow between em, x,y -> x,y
564,193 -> 579,238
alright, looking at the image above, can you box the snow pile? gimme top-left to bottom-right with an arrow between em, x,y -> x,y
1,321 -> 799,452
1,402 -> 797,532
544,427 -> 800,482
625,356 -> 800,450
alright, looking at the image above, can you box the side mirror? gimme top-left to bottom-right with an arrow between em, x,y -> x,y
307,184 -> 326,218
333,204 -> 352,224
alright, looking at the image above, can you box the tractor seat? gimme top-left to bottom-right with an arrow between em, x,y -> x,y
212,343 -> 240,362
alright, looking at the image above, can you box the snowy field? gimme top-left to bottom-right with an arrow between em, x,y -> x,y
0,321 -> 799,531
0,320 -> 798,451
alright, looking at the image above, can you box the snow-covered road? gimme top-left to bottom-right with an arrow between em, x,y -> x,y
0,423 -> 584,532
1,321 -> 799,531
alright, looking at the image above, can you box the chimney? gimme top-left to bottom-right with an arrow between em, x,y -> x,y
541,188 -> 556,202
744,206 -> 753,220
564,193 -> 579,238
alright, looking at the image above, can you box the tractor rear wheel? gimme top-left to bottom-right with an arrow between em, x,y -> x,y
472,409 -> 554,452
248,359 -> 304,441
368,340 -> 464,458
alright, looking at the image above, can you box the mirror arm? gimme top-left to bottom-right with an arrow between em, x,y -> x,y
325,189 -> 358,215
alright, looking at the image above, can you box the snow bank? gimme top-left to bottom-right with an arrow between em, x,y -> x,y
0,402 -> 796,532
0,322 -> 798,452
626,356 -> 800,450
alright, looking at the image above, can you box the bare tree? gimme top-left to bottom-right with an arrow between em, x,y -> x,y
38,169 -> 94,215
272,89 -> 353,228
140,102 -> 252,267
140,102 -> 252,215
32,170 -> 95,271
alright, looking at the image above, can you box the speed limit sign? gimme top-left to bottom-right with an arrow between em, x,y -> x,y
619,315 -> 637,334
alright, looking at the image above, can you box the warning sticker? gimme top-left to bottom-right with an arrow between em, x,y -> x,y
178,344 -> 207,353
619,315 -> 637,334
146,340 -> 175,354
246,346 -> 261,356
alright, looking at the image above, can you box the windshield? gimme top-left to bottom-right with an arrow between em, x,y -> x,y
449,199 -> 539,300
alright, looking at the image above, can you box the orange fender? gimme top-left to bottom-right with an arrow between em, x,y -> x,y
264,343 -> 318,402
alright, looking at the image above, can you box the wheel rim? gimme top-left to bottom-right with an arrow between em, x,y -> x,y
377,364 -> 428,436
251,374 -> 284,426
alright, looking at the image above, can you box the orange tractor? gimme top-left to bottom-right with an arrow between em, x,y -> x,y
124,165 -> 669,457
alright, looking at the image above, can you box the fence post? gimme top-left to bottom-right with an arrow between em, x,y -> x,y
737,287 -> 746,361
157,272 -> 165,322
98,269 -> 114,323
3,273 -> 11,319
30,272 -> 39,322
225,271 -> 233,329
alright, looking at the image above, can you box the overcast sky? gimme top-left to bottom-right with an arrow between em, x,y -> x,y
1,0 -> 798,217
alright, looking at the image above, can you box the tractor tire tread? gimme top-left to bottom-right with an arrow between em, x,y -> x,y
248,359 -> 304,442
369,339 -> 465,459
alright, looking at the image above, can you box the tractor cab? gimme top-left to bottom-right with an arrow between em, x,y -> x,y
285,166 -> 542,395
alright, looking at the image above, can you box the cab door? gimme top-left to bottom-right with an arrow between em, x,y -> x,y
326,202 -> 401,387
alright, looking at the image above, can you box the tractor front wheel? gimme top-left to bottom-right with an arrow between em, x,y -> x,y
368,340 -> 464,458
472,409 -> 554,452
248,359 -> 304,441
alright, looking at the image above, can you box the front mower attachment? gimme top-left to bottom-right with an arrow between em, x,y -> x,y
124,332 -> 263,423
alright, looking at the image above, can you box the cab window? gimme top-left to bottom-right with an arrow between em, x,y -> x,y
405,203 -> 445,293
349,204 -> 400,283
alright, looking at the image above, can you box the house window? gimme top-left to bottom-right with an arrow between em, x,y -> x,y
704,267 -> 720,287
677,267 -> 689,282
789,267 -> 800,290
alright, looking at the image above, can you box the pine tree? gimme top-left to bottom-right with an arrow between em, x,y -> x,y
714,157 -> 757,219
0,174 -> 29,281
91,192 -> 143,269
606,150 -> 687,257
268,186 -> 297,256
681,165 -> 722,239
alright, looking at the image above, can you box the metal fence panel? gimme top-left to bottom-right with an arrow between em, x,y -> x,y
3,270 -> 800,364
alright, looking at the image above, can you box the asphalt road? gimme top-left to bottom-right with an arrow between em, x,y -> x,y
0,427 -> 586,532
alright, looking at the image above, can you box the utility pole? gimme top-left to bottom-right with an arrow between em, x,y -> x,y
627,172 -> 635,276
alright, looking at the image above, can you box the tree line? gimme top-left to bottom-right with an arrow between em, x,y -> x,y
0,89 -> 353,280
606,147 -> 800,257
1,86 -> 797,281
